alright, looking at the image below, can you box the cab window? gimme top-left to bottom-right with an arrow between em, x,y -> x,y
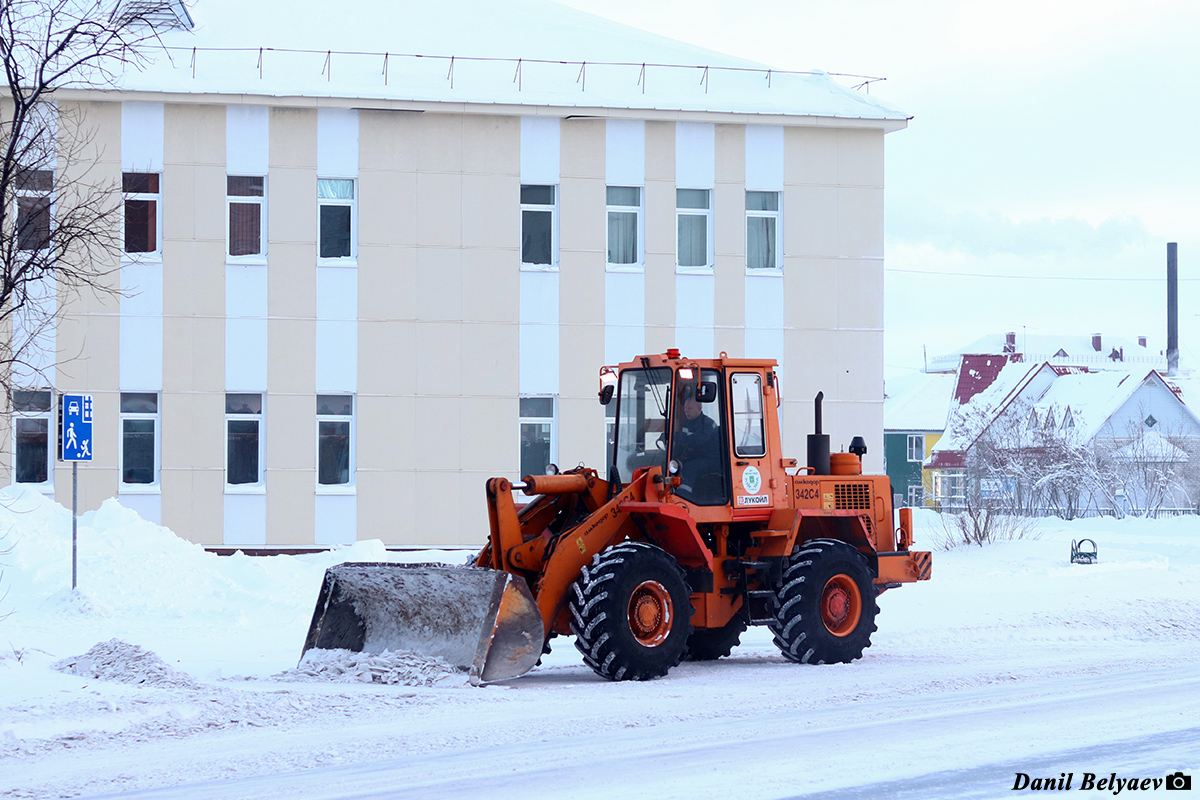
731,373 -> 766,457
671,369 -> 727,506
612,367 -> 671,480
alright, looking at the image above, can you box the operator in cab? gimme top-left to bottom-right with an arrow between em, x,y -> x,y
672,383 -> 723,502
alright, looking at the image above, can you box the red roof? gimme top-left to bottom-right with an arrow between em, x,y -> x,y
953,354 -> 1019,405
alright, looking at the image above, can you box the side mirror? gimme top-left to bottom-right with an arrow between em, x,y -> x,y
696,382 -> 717,403
598,368 -> 617,405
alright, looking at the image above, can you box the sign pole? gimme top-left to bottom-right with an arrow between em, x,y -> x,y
59,392 -> 91,593
72,460 -> 78,591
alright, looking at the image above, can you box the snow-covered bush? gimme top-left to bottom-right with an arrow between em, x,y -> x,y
937,506 -> 1038,548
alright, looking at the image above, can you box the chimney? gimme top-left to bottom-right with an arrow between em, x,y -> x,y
1168,243 -> 1179,377
1091,333 -> 1102,352
1138,336 -> 1147,348
1003,332 -> 1016,354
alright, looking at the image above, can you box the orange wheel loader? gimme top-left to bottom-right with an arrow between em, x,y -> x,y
303,350 -> 932,684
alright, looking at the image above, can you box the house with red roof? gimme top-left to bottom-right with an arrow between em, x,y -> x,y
926,356 -> 1200,516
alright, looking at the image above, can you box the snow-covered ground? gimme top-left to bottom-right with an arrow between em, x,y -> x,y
1,487 -> 1198,799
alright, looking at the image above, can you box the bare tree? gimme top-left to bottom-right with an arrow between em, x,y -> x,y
1091,413 -> 1194,518
0,0 -> 178,390
1,0 -> 179,611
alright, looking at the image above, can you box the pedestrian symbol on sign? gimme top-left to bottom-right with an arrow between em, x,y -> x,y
60,393 -> 94,462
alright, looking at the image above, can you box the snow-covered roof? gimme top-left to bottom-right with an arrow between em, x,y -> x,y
929,359 -> 1200,470
1032,369 -> 1141,443
927,332 -> 1160,373
1110,429 -> 1190,463
884,372 -> 956,432
103,0 -> 909,122
929,358 -> 1042,465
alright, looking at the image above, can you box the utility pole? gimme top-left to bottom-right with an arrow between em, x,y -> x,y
1167,243 -> 1179,377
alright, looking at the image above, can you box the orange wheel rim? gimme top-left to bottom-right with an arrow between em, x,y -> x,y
627,580 -> 673,646
820,574 -> 862,637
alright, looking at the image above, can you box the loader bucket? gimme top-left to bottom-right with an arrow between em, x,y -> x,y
302,563 -> 544,685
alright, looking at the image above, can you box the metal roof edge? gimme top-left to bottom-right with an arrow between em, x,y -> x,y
53,86 -> 908,128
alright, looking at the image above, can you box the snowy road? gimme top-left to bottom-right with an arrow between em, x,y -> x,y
3,494 -> 1200,798
79,664 -> 1200,800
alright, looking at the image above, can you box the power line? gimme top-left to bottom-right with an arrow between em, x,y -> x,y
885,268 -> 1198,282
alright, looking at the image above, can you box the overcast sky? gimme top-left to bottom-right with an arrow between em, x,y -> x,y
559,0 -> 1200,378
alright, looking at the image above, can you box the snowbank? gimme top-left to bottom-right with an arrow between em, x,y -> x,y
54,639 -> 200,689
0,487 -> 463,676
0,486 -> 393,617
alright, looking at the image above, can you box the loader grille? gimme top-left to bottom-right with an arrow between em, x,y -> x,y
860,514 -> 875,539
834,483 -> 871,510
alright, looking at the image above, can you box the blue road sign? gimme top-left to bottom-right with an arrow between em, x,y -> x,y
61,393 -> 93,462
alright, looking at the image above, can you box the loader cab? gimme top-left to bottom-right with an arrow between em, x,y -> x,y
607,359 -> 730,506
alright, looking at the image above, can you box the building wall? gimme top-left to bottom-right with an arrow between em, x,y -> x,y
885,430 -> 942,507
1103,380 -> 1200,440
6,96 -> 892,547
781,127 -> 885,472
54,100 -> 122,513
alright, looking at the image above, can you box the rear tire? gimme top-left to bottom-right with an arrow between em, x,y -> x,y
683,615 -> 747,661
570,542 -> 693,681
769,538 -> 878,665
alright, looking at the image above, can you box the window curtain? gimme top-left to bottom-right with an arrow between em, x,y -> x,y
678,214 -> 707,267
747,216 -> 776,269
317,179 -> 354,199
608,211 -> 637,264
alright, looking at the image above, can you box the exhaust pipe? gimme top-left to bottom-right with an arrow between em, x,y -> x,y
808,391 -> 831,476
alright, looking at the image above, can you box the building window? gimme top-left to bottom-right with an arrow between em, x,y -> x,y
520,185 -> 556,268
676,188 -> 711,270
318,178 -> 355,260
746,191 -> 780,270
907,434 -> 924,462
934,472 -> 965,507
317,394 -> 354,487
123,172 -> 160,255
606,186 -> 642,267
12,390 -> 52,485
228,176 -> 266,258
15,169 -> 53,252
907,484 -> 924,508
120,392 -> 159,486
519,396 -> 556,479
731,373 -> 766,457
225,393 -> 263,486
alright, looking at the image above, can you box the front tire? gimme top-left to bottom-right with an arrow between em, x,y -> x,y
769,538 -> 878,664
570,542 -> 693,680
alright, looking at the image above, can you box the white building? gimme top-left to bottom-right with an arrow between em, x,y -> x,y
6,0 -> 909,548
